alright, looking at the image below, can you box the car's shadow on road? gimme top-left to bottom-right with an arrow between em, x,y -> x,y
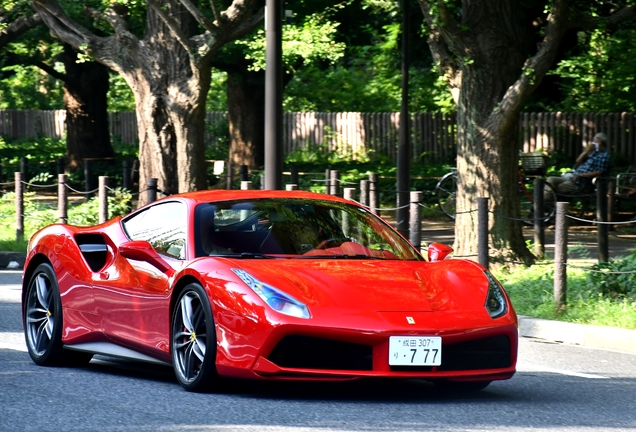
219,377 -> 513,403
83,355 -> 510,403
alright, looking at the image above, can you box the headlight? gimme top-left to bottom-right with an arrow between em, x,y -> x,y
484,271 -> 508,319
232,269 -> 311,319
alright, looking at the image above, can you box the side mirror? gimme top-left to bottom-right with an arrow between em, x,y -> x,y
428,242 -> 453,262
119,240 -> 175,276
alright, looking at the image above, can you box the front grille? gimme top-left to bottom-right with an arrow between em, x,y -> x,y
268,335 -> 373,371
438,334 -> 512,371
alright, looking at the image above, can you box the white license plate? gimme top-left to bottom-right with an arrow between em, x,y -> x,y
389,336 -> 442,366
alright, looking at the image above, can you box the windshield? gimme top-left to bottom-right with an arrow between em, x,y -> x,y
194,198 -> 422,260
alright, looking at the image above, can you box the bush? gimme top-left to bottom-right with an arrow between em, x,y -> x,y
588,251 -> 636,299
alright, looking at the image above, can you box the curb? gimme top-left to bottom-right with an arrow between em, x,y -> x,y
518,315 -> 636,354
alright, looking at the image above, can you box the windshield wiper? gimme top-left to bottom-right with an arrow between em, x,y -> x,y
211,252 -> 275,259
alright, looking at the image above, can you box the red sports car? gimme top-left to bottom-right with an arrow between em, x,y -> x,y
22,190 -> 517,392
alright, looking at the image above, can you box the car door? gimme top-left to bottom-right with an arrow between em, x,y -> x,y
94,201 -> 188,355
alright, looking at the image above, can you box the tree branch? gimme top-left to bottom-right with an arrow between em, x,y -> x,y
31,0 -> 95,50
192,0 -> 260,63
84,7 -> 130,34
209,0 -> 222,24
0,13 -> 42,48
570,5 -> 636,31
33,59 -> 68,82
147,0 -> 195,56
419,0 -> 470,57
226,7 -> 263,41
178,0 -> 218,33
418,1 -> 462,98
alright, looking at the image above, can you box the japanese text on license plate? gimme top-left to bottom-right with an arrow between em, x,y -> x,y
389,336 -> 442,366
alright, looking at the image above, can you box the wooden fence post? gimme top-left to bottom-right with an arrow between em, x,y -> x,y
477,197 -> 489,269
343,187 -> 356,237
554,201 -> 569,311
360,180 -> 369,207
99,176 -> 108,224
533,178 -> 545,259
329,170 -> 340,196
240,165 -> 249,182
147,178 -> 158,203
290,166 -> 299,186
409,191 -> 422,251
596,178 -> 609,262
15,172 -> 23,242
369,173 -> 379,215
58,174 -> 68,224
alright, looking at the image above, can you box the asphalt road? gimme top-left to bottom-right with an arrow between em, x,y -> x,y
1,270 -> 635,432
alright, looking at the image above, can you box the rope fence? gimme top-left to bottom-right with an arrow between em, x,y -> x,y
5,164 -> 636,308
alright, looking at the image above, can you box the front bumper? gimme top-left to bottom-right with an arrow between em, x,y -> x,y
216,319 -> 518,382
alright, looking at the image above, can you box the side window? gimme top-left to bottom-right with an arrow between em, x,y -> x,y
122,202 -> 187,260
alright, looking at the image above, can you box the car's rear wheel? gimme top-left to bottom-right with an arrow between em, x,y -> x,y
171,283 -> 218,392
24,262 -> 93,366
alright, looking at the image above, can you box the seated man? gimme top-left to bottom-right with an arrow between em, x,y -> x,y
547,132 -> 610,194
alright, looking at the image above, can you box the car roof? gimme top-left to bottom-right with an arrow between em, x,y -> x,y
155,189 -> 357,206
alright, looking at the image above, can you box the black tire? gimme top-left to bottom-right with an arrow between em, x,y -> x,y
171,283 -> 219,392
433,380 -> 492,393
519,180 -> 557,225
436,172 -> 457,220
23,263 -> 93,366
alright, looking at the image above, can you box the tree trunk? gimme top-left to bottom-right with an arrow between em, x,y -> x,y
61,44 -> 114,170
127,2 -> 209,206
449,2 -> 535,263
227,69 -> 265,168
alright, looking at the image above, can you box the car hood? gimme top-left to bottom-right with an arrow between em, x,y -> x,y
226,259 -> 489,312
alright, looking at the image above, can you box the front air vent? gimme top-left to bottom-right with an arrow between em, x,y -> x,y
268,335 -> 373,371
75,234 -> 108,272
437,335 -> 512,371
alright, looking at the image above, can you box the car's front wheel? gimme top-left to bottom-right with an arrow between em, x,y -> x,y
24,262 -> 92,366
171,283 -> 219,392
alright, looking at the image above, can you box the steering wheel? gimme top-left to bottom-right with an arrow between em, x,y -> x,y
315,237 -> 349,249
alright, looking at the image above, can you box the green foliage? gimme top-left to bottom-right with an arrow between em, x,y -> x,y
204,117 -> 230,160
283,3 -> 453,113
0,137 -> 66,181
236,14 -> 346,72
551,25 -> 636,112
0,64 -> 65,110
206,70 -> 228,112
107,74 -> 136,112
588,251 -> 636,298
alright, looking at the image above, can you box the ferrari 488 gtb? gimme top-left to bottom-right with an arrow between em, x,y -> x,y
22,190 -> 517,392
